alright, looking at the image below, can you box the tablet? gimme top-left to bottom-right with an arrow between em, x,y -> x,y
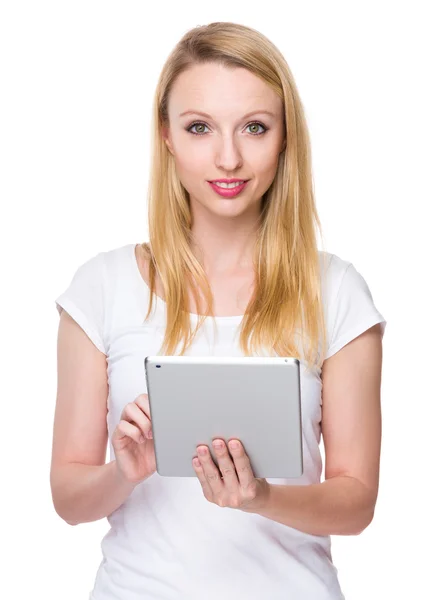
144,356 -> 303,479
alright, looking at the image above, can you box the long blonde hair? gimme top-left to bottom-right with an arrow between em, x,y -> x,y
141,22 -> 329,371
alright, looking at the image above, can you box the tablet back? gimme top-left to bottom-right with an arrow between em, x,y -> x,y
144,356 -> 303,478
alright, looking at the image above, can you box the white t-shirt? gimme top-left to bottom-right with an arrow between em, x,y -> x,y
55,242 -> 387,600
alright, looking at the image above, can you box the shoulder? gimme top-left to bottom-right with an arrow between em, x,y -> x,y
318,250 -> 352,296
95,242 -> 140,274
67,244 -> 137,291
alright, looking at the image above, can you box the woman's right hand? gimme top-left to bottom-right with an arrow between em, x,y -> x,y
111,393 -> 157,485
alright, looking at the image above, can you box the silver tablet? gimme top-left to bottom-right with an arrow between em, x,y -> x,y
144,356 -> 303,478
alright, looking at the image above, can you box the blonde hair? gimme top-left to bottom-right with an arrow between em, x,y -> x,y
141,21 -> 329,372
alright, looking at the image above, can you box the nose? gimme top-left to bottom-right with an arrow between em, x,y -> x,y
214,136 -> 243,173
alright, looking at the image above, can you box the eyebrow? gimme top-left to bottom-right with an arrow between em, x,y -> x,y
179,109 -> 277,120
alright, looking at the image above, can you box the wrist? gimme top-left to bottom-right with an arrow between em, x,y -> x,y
241,480 -> 271,513
112,460 -> 140,491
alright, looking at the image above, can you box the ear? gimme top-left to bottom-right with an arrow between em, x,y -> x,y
161,125 -> 174,155
280,137 -> 287,153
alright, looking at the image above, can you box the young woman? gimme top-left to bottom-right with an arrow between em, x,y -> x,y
51,21 -> 386,600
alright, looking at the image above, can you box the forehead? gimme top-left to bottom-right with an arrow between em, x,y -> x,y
168,62 -> 282,117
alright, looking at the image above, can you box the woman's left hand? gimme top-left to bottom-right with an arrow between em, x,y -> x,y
193,438 -> 270,512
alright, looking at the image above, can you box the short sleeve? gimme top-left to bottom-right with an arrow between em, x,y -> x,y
325,262 -> 387,360
55,252 -> 107,355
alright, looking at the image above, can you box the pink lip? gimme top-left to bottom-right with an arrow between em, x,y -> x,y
208,180 -> 249,198
209,178 -> 248,183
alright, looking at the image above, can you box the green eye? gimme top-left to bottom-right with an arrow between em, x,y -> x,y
186,121 -> 268,136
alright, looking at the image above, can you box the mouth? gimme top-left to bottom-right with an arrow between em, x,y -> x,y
207,180 -> 250,198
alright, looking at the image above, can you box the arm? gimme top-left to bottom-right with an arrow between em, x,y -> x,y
245,323 -> 383,536
51,460 -> 138,526
50,310 -> 139,526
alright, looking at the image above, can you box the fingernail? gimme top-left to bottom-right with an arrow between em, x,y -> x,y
147,429 -> 153,439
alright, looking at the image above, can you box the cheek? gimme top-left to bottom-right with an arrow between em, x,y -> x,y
245,139 -> 282,171
173,151 -> 209,192
173,141 -> 209,174
172,136 -> 281,184
254,156 -> 281,183
175,159 -> 208,188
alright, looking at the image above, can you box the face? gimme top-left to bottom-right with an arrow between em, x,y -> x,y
162,62 -> 286,219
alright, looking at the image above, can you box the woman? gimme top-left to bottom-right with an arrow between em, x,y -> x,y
51,22 -> 386,600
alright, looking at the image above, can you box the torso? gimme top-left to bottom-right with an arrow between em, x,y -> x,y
135,243 -> 255,317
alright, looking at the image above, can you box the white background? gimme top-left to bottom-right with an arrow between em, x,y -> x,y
1,1 -> 437,598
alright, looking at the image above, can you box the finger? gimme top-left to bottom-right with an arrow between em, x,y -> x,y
135,395 -> 153,438
135,393 -> 151,419
212,439 -> 239,485
227,440 -> 254,489
196,446 -> 224,494
192,456 -> 214,499
114,419 -> 146,444
121,402 -> 152,439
